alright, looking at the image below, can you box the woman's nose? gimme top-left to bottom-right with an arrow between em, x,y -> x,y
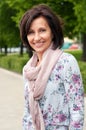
34,33 -> 40,41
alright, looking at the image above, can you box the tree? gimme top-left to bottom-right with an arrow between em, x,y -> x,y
6,0 -> 76,37
65,0 -> 86,61
74,0 -> 86,61
0,0 -> 20,54
1,0 -> 86,60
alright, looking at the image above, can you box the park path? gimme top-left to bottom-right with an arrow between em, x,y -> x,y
0,68 -> 86,130
0,68 -> 24,130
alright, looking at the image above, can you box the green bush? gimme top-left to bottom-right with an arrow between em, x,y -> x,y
0,50 -> 86,93
0,54 -> 29,73
78,61 -> 86,93
65,50 -> 82,61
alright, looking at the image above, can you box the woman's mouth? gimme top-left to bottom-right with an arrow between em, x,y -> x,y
35,42 -> 44,48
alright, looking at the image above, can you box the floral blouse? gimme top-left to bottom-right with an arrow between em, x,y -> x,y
22,52 -> 84,130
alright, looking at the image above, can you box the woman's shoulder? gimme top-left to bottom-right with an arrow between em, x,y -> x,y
61,51 -> 76,59
56,51 -> 80,74
59,51 -> 78,64
22,59 -> 30,79
54,51 -> 79,71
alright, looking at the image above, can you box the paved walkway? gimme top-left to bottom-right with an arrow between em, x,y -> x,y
0,68 -> 24,130
0,68 -> 86,130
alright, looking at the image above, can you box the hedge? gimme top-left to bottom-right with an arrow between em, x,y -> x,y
0,50 -> 86,93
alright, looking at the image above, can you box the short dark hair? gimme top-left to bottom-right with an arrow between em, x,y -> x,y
20,4 -> 64,50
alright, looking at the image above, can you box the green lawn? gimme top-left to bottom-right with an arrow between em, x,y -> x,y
0,50 -> 86,93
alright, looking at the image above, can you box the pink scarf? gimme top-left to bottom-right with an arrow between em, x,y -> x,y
23,46 -> 63,130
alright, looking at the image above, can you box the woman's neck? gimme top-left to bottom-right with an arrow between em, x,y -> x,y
36,52 -> 43,63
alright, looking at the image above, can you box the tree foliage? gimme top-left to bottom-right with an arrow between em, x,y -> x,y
65,0 -> 86,61
65,0 -> 86,33
5,0 -> 77,37
0,0 -> 86,60
0,0 -> 20,48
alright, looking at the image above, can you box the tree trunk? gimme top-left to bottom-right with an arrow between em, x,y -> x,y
82,33 -> 86,61
0,47 -> 2,53
20,42 -> 23,56
4,45 -> 7,55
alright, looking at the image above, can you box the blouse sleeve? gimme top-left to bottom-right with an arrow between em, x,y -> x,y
22,71 -> 30,127
64,54 -> 84,130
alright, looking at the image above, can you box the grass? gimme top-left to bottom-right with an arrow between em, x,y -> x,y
0,50 -> 86,93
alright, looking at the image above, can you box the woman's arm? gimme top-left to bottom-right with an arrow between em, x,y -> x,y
64,54 -> 84,130
22,72 -> 30,129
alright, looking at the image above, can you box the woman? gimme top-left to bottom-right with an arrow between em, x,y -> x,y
20,4 -> 84,130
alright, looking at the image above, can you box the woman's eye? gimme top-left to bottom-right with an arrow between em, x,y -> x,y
28,30 -> 34,35
40,29 -> 46,32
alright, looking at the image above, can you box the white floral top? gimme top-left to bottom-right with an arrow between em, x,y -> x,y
22,52 -> 84,130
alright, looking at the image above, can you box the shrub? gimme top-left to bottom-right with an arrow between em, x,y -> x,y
78,61 -> 86,93
0,50 -> 86,93
0,54 -> 29,73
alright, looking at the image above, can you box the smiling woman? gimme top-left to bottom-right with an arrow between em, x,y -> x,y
19,4 -> 84,130
26,16 -> 53,62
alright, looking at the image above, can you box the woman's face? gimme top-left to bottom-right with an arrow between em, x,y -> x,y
27,16 -> 53,56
